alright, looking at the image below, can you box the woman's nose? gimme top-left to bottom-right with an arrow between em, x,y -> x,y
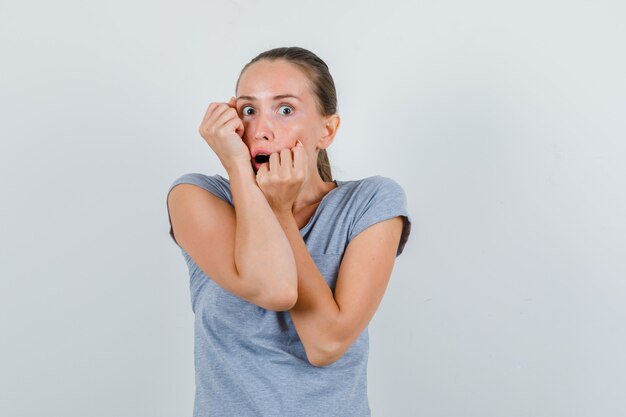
251,111 -> 274,141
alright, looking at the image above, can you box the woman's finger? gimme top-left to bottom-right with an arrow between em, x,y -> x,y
226,97 -> 245,136
209,104 -> 233,125
200,102 -> 219,127
279,148 -> 292,176
292,140 -> 305,170
214,107 -> 240,132
268,152 -> 280,174
256,160 -> 269,179
223,116 -> 245,139
201,105 -> 229,138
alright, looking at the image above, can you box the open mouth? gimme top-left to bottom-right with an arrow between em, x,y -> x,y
254,154 -> 270,164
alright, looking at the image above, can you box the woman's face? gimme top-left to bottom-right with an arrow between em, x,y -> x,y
235,59 -> 327,172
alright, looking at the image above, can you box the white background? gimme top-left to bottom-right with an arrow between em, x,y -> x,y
1,1 -> 625,416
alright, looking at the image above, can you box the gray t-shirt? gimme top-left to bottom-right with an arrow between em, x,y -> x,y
166,173 -> 411,417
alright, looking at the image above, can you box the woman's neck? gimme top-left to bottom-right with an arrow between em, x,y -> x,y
292,169 -> 336,211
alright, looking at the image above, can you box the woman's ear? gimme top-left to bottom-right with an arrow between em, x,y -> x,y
317,114 -> 341,150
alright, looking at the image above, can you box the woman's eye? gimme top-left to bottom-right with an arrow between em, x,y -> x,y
278,105 -> 293,115
241,106 -> 254,116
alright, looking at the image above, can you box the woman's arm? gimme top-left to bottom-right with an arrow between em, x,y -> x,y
168,100 -> 298,311
168,161 -> 298,311
229,161 -> 299,307
273,210 -> 404,366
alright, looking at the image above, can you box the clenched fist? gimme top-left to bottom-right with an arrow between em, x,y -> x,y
255,140 -> 308,213
199,97 -> 250,170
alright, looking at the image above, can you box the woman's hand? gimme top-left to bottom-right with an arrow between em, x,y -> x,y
198,97 -> 250,170
256,140 -> 307,213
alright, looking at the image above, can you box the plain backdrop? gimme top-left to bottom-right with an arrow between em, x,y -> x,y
1,0 -> 625,416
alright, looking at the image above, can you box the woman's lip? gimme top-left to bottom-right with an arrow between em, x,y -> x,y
252,148 -> 275,158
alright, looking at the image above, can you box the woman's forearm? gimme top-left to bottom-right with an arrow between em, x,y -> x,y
226,161 -> 298,306
271,209 -> 341,365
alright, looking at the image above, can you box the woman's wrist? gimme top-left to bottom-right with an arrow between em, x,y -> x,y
273,207 -> 296,224
223,158 -> 254,179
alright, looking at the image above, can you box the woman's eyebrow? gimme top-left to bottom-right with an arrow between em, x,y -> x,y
236,94 -> 301,101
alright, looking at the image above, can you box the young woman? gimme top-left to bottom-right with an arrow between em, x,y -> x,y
166,47 -> 411,417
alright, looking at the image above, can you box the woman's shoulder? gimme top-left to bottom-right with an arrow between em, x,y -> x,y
337,175 -> 407,198
331,174 -> 411,256
169,172 -> 229,190
167,172 -> 232,204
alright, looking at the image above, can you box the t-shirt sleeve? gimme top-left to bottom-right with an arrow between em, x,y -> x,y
347,176 -> 412,256
165,173 -> 232,247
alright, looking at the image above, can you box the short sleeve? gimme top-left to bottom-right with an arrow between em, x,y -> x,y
347,176 -> 412,256
165,173 -> 232,246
